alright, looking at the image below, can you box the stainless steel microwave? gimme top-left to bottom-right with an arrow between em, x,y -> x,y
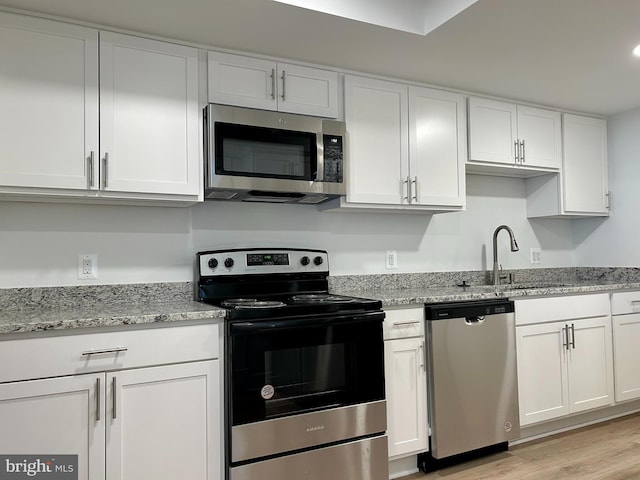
204,104 -> 346,204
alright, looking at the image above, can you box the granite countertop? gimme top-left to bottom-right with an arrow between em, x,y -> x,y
0,300 -> 225,335
4,270 -> 640,334
332,281 -> 640,306
0,283 -> 225,335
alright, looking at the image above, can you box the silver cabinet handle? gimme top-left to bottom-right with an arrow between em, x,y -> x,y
402,177 -> 409,202
96,377 -> 101,422
112,376 -> 117,419
570,323 -> 576,349
514,140 -> 519,164
520,140 -> 525,163
411,176 -> 418,203
562,325 -> 568,350
419,341 -> 425,370
393,320 -> 421,326
88,151 -> 95,188
102,152 -> 109,189
270,69 -> 275,100
281,70 -> 286,100
82,347 -> 128,356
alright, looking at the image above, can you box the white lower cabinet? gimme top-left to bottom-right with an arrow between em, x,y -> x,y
383,307 -> 428,459
0,374 -> 105,480
611,291 -> 640,402
0,324 -> 221,480
515,295 -> 614,426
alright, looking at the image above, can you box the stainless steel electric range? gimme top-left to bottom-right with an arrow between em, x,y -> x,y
197,248 -> 388,480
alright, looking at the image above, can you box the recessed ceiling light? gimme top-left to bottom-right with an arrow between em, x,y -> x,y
633,44 -> 640,57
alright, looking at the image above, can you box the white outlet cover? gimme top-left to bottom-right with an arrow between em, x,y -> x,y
530,248 -> 541,264
78,254 -> 98,279
385,250 -> 398,270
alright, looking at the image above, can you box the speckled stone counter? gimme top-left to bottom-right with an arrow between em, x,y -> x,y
329,267 -> 640,306
331,281 -> 640,306
0,282 -> 225,334
4,268 -> 640,334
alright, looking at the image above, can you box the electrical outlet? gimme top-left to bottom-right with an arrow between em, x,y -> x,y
78,254 -> 98,279
530,248 -> 541,264
385,250 -> 398,270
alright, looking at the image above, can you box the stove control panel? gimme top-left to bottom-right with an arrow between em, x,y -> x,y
198,249 -> 329,277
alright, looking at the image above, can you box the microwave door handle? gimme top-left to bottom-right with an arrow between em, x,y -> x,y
315,132 -> 324,182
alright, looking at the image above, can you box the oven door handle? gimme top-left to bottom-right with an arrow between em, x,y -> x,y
230,311 -> 385,333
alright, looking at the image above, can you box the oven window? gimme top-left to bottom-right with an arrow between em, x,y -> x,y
230,317 -> 384,426
264,344 -> 346,418
215,122 -> 316,180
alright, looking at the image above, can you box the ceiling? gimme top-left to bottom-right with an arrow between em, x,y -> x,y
1,0 -> 640,116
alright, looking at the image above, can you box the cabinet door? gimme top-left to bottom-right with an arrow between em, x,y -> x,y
384,337 -> 428,459
0,374 -> 105,480
0,12 -> 98,190
409,86 -> 465,208
344,75 -> 408,204
100,32 -> 200,196
516,106 -> 561,170
277,63 -> 338,117
567,316 -> 614,413
106,360 -> 220,480
613,313 -> 640,402
207,51 -> 277,110
468,97 -> 517,166
562,114 -> 609,214
516,322 -> 569,426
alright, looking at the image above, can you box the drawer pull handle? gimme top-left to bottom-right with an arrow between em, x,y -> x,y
96,377 -> 101,422
393,320 -> 421,326
112,376 -> 117,419
82,347 -> 128,356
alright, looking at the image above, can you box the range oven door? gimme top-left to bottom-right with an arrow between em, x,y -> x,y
228,311 -> 386,464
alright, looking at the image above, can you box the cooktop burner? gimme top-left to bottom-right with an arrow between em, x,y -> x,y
197,248 -> 383,321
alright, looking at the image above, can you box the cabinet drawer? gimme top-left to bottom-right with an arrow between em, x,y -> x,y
611,291 -> 640,315
515,294 -> 610,326
0,323 -> 219,383
383,307 -> 424,340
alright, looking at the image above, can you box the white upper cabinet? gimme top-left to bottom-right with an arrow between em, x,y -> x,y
409,86 -> 466,207
322,75 -> 465,212
207,51 -> 338,118
525,114 -> 609,217
562,114 -> 609,214
343,75 -> 408,205
0,12 -> 98,190
100,32 -> 200,197
0,14 -> 201,204
468,97 -> 561,174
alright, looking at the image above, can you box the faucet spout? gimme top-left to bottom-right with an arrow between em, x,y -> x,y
492,225 -> 519,285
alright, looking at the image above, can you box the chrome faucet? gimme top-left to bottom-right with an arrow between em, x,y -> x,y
492,225 -> 519,285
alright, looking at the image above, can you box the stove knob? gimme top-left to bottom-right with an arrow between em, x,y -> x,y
208,258 -> 218,269
300,256 -> 310,266
313,256 -> 324,266
224,258 -> 234,268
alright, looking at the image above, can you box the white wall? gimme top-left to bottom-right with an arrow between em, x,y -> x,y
0,174 -> 575,288
191,174 -> 575,275
573,107 -> 640,266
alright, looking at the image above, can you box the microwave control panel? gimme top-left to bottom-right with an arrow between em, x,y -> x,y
323,134 -> 343,183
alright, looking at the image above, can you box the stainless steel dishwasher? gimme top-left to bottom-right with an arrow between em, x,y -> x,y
419,298 -> 520,471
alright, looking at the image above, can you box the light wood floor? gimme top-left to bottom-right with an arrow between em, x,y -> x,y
401,412 -> 640,480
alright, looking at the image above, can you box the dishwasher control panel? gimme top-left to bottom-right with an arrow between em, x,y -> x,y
425,299 -> 514,320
